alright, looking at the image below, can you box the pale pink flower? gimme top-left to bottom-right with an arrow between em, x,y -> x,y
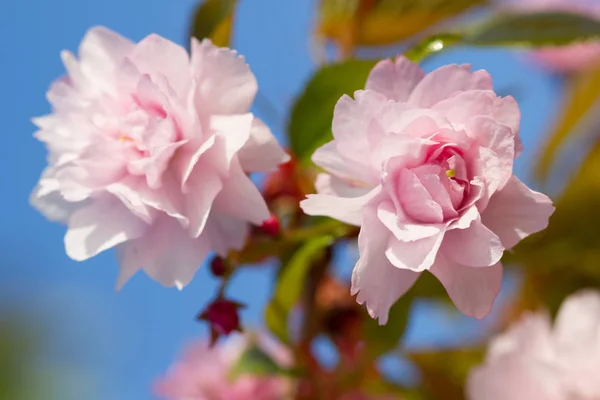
155,334 -> 294,400
301,56 -> 554,323
31,27 -> 289,289
501,0 -> 600,72
467,290 -> 600,400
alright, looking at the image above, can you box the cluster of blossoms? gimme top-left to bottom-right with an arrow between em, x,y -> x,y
32,27 -> 554,325
468,290 -> 600,400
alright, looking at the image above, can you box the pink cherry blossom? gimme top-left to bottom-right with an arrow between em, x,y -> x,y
501,0 -> 600,72
301,56 -> 554,323
155,334 -> 294,400
31,27 -> 289,289
467,290 -> 600,400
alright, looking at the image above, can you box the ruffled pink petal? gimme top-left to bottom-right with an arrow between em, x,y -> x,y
65,194 -> 148,261
237,118 -> 290,172
432,90 -> 520,133
409,65 -> 493,108
78,26 -> 135,90
351,206 -> 421,325
116,215 -> 211,289
191,38 -> 258,115
315,173 -> 372,198
212,158 -> 270,226
205,212 -> 250,256
30,167 -> 82,223
430,253 -> 502,319
396,168 -> 444,224
369,128 -> 432,173
467,116 -> 515,193
129,34 -> 191,97
332,90 -> 388,165
300,186 -> 382,226
183,157 -> 224,238
209,113 -> 254,171
365,56 -> 426,101
492,315 -> 556,367
554,290 -> 600,350
412,164 -> 458,219
385,230 -> 445,272
442,216 -> 504,267
467,355 -> 565,400
377,200 -> 443,241
481,176 -> 554,249
312,141 -> 374,185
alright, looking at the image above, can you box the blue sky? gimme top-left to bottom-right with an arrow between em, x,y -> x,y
0,1 -> 562,399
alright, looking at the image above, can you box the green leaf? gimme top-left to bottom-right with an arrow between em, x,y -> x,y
189,0 -> 237,47
363,294 -> 413,357
265,236 -> 334,343
465,11 -> 600,47
288,59 -> 378,161
229,344 -> 283,379
317,0 -> 485,55
535,67 -> 600,180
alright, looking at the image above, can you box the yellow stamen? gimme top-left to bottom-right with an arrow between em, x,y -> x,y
118,135 -> 133,142
446,169 -> 456,178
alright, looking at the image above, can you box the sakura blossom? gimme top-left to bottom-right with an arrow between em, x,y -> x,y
467,290 -> 600,400
155,334 -> 294,400
301,56 -> 554,323
31,27 -> 289,289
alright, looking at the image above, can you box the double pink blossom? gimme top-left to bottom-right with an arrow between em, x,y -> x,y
301,56 -> 554,323
155,335 -> 294,400
31,27 -> 288,289
467,290 -> 600,399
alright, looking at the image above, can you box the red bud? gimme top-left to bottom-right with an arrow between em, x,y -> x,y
260,214 -> 281,237
197,298 -> 245,345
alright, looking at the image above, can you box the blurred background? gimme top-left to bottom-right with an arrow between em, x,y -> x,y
0,0 -> 584,398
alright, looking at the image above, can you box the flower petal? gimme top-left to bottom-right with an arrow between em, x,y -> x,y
430,253 -> 502,319
205,212 -> 250,256
78,26 -> 135,90
183,158 -> 224,238
300,186 -> 382,226
30,168 -> 82,223
116,216 -> 211,289
237,118 -> 290,172
312,141 -> 374,185
432,90 -> 520,133
385,230 -> 445,272
351,206 -> 421,325
365,56 -> 425,101
129,34 -> 191,97
332,90 -> 388,164
409,65 -> 492,107
481,176 -> 554,249
191,38 -> 258,115
442,216 -> 504,267
210,113 -> 254,170
65,195 -> 148,261
315,173 -> 372,198
396,168 -> 444,224
467,355 -> 565,400
212,158 -> 270,226
377,200 -> 442,241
